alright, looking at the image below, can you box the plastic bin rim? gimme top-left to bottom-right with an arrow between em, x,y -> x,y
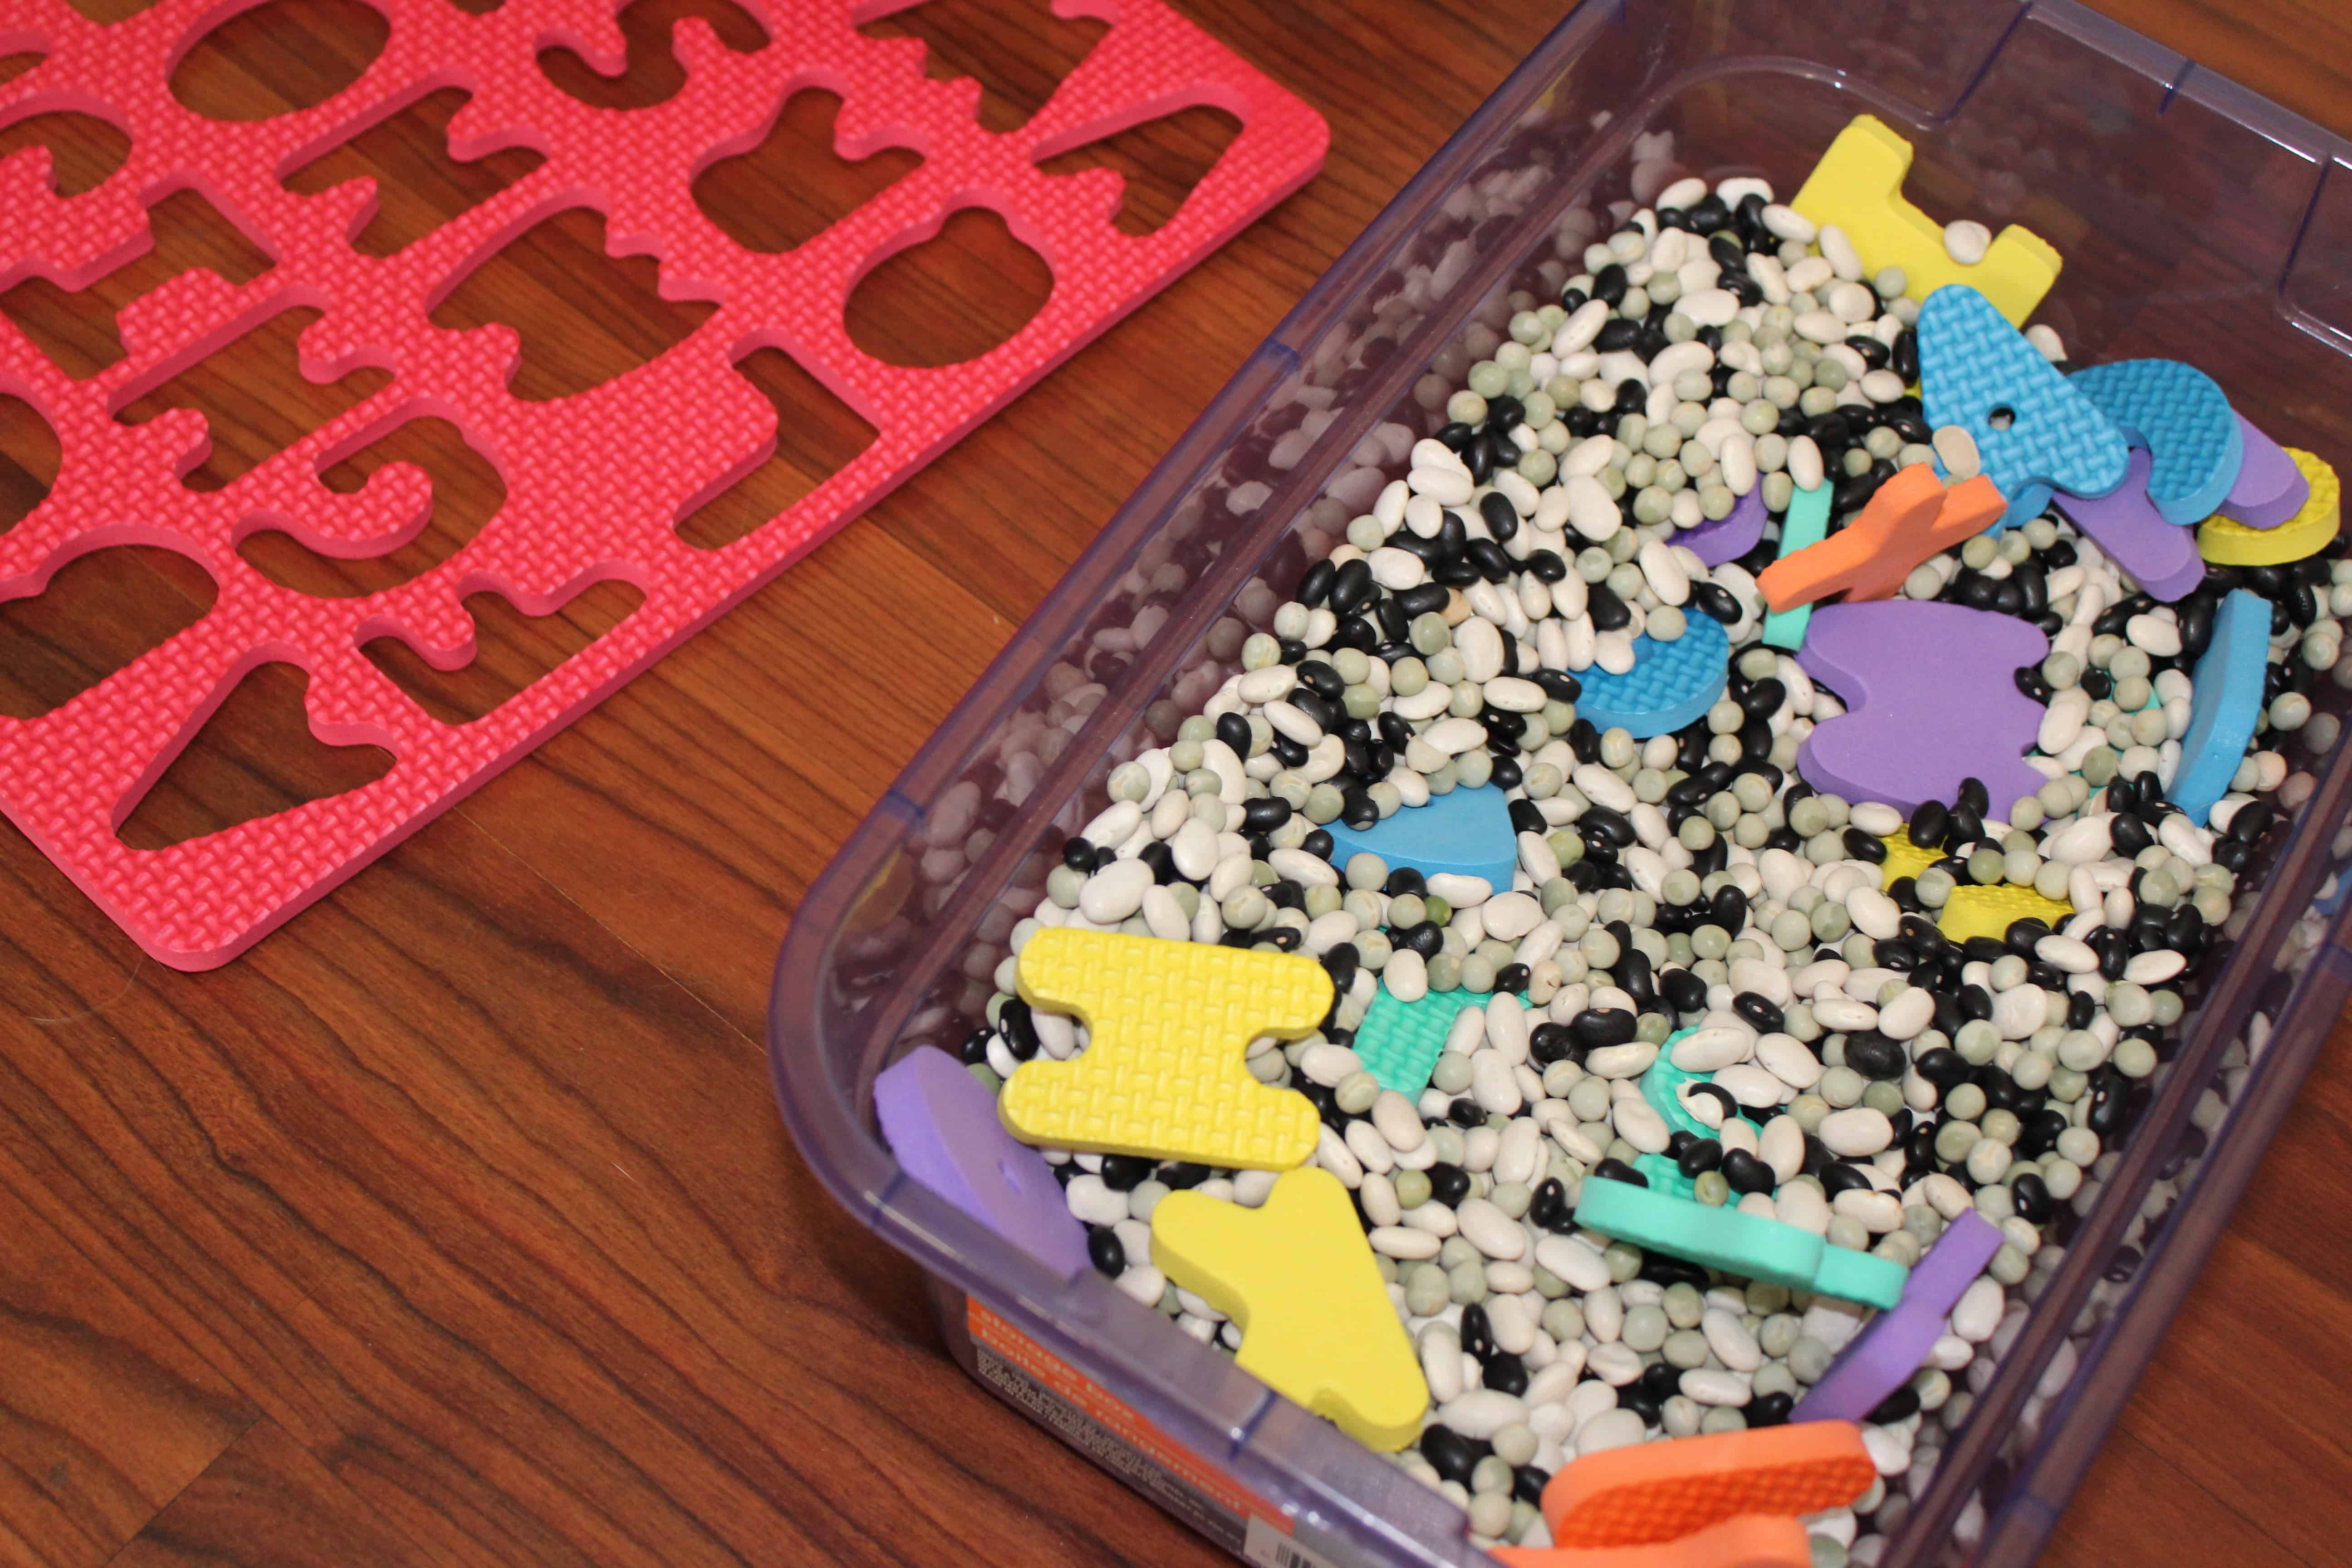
770,2 -> 2352,1564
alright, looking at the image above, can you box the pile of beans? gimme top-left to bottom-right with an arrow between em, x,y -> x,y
959,168 -> 2345,1562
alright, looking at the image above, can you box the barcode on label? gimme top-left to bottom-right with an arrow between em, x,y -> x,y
1243,1516 -> 1344,1568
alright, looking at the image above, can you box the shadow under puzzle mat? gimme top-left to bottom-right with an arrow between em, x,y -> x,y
0,0 -> 1325,968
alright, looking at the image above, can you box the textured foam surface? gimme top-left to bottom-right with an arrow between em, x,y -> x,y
2200,449 -> 2340,566
1574,1177 -> 1907,1308
2220,414 -> 2311,528
1879,830 -> 2072,938
2068,360 -> 2244,524
1493,1513 -> 1813,1568
1793,1211 -> 2002,1424
1576,608 -> 1730,738
0,0 -> 1326,968
1795,600 -> 2050,816
1760,482 -> 1833,651
1684,485 -> 1767,567
1876,828 -> 1940,888
1321,782 -> 1515,889
874,1046 -> 1088,1276
1759,470 -> 2003,612
1939,881 -> 2076,944
2169,589 -> 2272,826
2051,447 -> 2207,602
1532,1421 -> 1877,1549
1788,116 -> 2060,324
1353,987 -> 1480,1099
1150,1167 -> 1427,1450
1006,929 -> 1328,1167
1920,285 -> 2128,513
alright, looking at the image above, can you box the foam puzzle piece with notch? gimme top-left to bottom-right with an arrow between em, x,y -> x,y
1758,469 -> 2004,612
1760,482 -> 1833,651
1683,484 -> 1767,568
1792,1211 -> 2003,1423
1004,929 -> 1328,1168
1353,986 -> 1481,1100
2200,449 -> 2340,567
1919,285 -> 2128,529
2219,413 -> 2310,528
1789,115 -> 2061,323
1574,1176 -> 1907,1308
1150,1167 -> 1427,1450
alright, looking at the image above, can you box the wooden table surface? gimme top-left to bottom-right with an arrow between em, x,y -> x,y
4,1 -> 2350,1564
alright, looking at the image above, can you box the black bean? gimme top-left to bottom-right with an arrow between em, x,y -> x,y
1295,558 -> 1335,608
1419,1425 -> 1486,1485
1844,1031 -> 1905,1079
1720,1147 -> 1776,1195
1088,1225 -> 1124,1276
1589,1157 -> 1648,1188
1867,1384 -> 1921,1425
2010,1171 -> 2052,1223
1588,580 -> 1632,631
1676,1138 -> 1724,1178
1427,1162 -> 1471,1206
1571,1008 -> 1638,1048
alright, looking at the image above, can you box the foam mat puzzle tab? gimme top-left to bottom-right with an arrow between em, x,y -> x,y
1792,1210 -> 2002,1424
2219,414 -> 2309,528
1006,928 -> 1328,1168
1759,481 -> 1833,652
2168,589 -> 2271,825
0,0 -> 1327,967
1758,469 -> 2003,612
1149,1167 -> 1427,1450
1789,116 -> 2060,324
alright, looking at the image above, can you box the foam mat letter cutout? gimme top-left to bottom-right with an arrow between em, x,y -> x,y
1004,928 -> 1328,1167
1151,1167 -> 1427,1449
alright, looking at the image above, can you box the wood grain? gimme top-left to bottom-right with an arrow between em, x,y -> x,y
0,2 -> 2346,1565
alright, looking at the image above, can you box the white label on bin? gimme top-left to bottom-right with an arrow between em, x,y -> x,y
1244,1517 -> 1343,1568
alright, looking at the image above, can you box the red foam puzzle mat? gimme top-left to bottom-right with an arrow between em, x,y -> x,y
0,0 -> 1326,968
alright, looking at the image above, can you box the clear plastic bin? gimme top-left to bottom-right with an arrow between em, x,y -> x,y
769,2 -> 2352,1562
